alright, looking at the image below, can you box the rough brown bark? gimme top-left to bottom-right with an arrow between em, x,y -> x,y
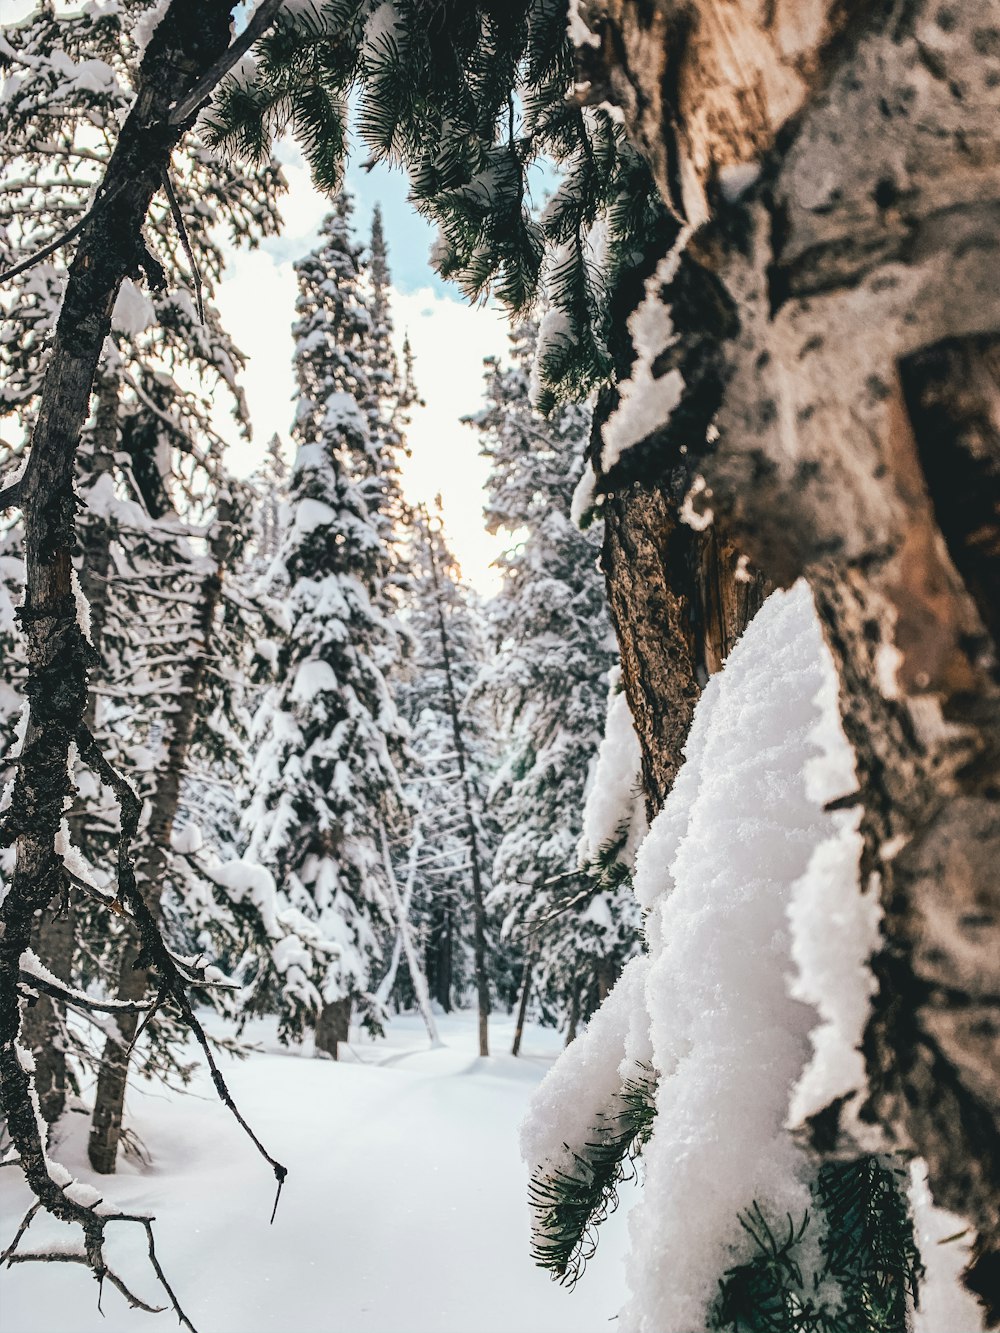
603,478 -> 766,813
88,502 -> 232,1174
576,0 -> 1000,1314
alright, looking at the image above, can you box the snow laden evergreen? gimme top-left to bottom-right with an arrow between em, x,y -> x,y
473,323 -> 638,1038
0,0 -> 290,1156
388,506 -> 500,1043
522,583 -> 925,1333
204,0 -> 674,408
245,195 -> 407,1055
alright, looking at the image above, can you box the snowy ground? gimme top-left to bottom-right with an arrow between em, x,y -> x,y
0,1010 -> 633,1333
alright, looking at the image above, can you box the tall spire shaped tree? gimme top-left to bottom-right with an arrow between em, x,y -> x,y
245,194 -> 407,1057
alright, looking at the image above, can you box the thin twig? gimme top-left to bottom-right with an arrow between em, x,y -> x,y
0,210 -> 91,286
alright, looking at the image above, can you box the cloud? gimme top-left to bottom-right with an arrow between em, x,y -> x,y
213,244 -> 510,593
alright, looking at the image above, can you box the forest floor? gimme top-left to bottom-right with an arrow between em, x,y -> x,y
0,1009 -> 633,1333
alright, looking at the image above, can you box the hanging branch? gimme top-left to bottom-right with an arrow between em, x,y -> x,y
528,1064 -> 657,1287
76,723 -> 287,1208
160,167 -> 204,324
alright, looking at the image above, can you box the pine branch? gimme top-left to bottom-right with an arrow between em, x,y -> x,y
529,1064 -> 657,1287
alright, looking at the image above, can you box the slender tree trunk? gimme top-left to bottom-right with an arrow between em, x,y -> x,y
423,517 -> 491,1056
88,502 -> 232,1174
315,998 -> 350,1059
511,948 -> 534,1057
20,366 -> 121,1130
0,0 -> 236,1238
377,822 -> 440,1046
577,0 -> 1000,1310
436,907 -> 453,1012
565,978 -> 581,1048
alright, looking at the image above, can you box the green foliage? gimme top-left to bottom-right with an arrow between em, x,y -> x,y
713,1158 -> 924,1333
528,1064 -> 657,1287
205,0 -> 674,404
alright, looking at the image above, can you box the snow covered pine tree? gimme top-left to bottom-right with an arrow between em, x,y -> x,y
473,322 -> 639,1046
245,194 -> 407,1058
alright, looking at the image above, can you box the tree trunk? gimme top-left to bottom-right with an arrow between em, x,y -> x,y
20,366 -> 121,1131
576,0 -> 1000,1312
511,948 -> 534,1057
88,503 -> 232,1174
315,998 -> 350,1059
0,0 -> 236,1240
377,822 -> 440,1046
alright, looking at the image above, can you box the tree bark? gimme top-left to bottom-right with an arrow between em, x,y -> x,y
511,948 -> 534,1057
577,0 -> 1000,1312
315,998 -> 350,1059
88,501 -> 232,1174
20,365 -> 121,1130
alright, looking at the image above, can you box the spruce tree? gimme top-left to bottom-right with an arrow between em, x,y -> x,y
473,322 -> 638,1039
245,194 -> 407,1056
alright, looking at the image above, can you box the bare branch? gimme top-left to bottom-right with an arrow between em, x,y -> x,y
17,971 -> 156,1016
160,167 -> 204,324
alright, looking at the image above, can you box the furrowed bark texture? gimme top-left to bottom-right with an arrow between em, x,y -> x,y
0,0 -> 236,1240
89,505 -> 232,1173
578,0 -> 1000,1313
20,367 -> 121,1129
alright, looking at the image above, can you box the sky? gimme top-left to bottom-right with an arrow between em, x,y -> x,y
214,142 -> 513,593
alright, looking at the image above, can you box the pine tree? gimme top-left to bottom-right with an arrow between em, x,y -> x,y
244,194 -> 407,1056
473,322 -> 639,1040
253,432 -> 290,565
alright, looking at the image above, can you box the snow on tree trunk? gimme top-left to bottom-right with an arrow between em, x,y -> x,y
573,0 -> 1000,1306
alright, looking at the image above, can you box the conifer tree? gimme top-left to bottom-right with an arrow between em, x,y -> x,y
205,0 -> 671,408
473,323 -> 639,1039
253,432 -> 289,565
245,195 -> 407,1056
0,0 -> 287,1142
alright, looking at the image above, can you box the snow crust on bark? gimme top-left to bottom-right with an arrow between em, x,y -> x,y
908,1160 -> 985,1333
526,581 -> 889,1331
